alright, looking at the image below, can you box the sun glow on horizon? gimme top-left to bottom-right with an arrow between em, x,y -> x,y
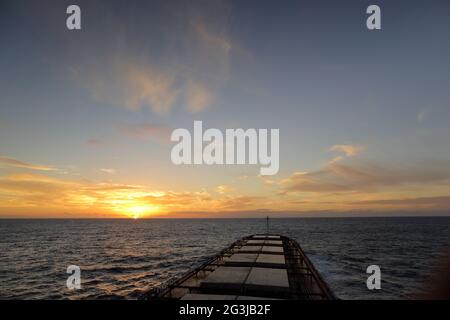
121,204 -> 160,219
91,189 -> 164,219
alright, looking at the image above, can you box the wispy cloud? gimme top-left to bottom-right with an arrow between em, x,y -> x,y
351,196 -> 450,210
218,196 -> 263,210
71,3 -> 232,115
0,156 -> 56,172
280,158 -> 450,194
122,63 -> 178,113
417,107 -> 431,123
185,80 -> 215,113
329,144 -> 365,157
86,138 -> 107,148
215,185 -> 233,194
100,168 -> 116,175
78,60 -> 178,114
117,123 -> 172,143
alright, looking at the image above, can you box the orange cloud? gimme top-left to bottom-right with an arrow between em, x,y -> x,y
280,158 -> 450,194
351,196 -> 450,210
3,153 -> 450,218
215,185 -> 233,194
0,159 -> 263,217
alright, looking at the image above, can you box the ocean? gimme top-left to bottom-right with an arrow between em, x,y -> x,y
1,217 -> 449,300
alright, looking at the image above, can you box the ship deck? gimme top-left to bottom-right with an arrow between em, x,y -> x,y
140,234 -> 335,300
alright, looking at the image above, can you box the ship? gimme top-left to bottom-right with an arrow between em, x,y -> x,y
140,234 -> 335,300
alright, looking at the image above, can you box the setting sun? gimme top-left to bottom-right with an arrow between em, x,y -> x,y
123,204 -> 159,219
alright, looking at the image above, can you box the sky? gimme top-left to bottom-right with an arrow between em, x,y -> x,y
1,0 -> 450,218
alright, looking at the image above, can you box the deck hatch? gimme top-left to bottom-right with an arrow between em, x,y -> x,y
140,234 -> 336,300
